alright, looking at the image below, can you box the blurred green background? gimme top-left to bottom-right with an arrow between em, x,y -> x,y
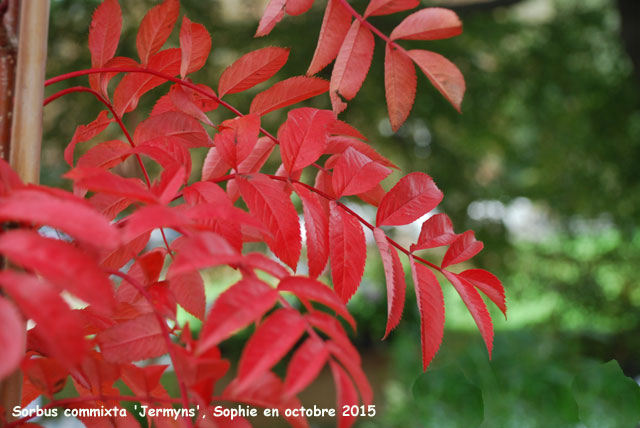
42,0 -> 640,427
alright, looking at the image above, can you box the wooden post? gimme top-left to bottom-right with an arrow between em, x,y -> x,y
0,0 -> 50,423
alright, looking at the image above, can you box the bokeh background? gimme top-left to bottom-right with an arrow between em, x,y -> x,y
42,0 -> 640,426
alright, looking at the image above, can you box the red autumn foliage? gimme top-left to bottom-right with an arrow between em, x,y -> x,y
0,1 -> 505,427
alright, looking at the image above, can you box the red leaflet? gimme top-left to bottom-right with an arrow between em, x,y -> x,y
198,277 -> 278,354
441,230 -> 483,268
0,188 -> 120,249
329,201 -> 366,302
458,269 -> 506,317
236,308 -> 306,391
0,271 -> 87,366
412,213 -> 458,251
0,158 -> 23,196
121,205 -> 188,243
23,357 -> 68,399
376,172 -> 443,226
443,270 -> 494,357
201,148 -> 231,180
121,364 -> 168,399
183,181 -> 229,205
373,228 -> 406,339
113,48 -> 181,116
364,0 -> 419,17
0,297 -> 25,380
329,361 -> 359,428
134,111 -> 211,149
330,120 -> 367,140
332,147 -> 391,197
408,49 -> 465,112
250,76 -> 329,116
306,311 -> 358,359
384,43 -> 417,131
214,114 -> 261,169
237,136 -> 276,174
326,136 -> 397,169
255,0 -> 286,37
218,47 -> 290,97
410,256 -> 444,371
280,108 -> 336,173
88,0 -> 122,94
390,8 -> 462,41
64,110 -> 113,166
330,20 -> 375,113
278,276 -> 356,328
90,193 -> 131,221
134,137 -> 192,179
168,271 -> 206,320
97,314 -> 167,362
179,16 -> 211,78
79,140 -> 130,171
284,336 -> 328,398
237,175 -> 301,270
307,0 -> 352,75
65,167 -> 158,203
286,0 -> 314,16
326,341 -> 372,406
168,232 -> 241,277
101,232 -> 150,270
0,230 -> 115,314
293,183 -> 329,278
167,85 -> 215,126
136,0 -> 180,65
98,55 -> 140,97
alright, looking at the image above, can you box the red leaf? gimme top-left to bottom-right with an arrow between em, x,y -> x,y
326,136 -> 397,169
329,361 -> 359,428
411,213 -> 458,251
218,47 -> 290,97
373,228 -> 406,339
136,0 -> 180,65
65,167 -> 158,203
179,16 -> 211,78
306,311 -> 358,359
97,314 -> 167,362
0,158 -> 23,196
64,110 -> 113,166
0,188 -> 120,250
197,277 -> 278,354
237,136 -> 276,175
214,114 -> 261,169
134,111 -> 211,149
201,148 -> 231,181
408,49 -> 465,112
255,0 -> 286,37
89,193 -> 132,221
364,0 -> 419,17
0,297 -> 25,380
307,0 -> 351,75
0,230 -> 115,314
0,271 -> 87,366
330,20 -> 374,113
100,232 -> 150,270
329,201 -> 366,303
332,147 -> 391,197
278,276 -> 355,329
88,0 -> 122,94
236,308 -> 306,391
384,43 -> 417,131
168,271 -> 206,320
293,183 -> 329,278
164,84 -> 216,126
250,76 -> 329,116
376,172 -> 443,226
441,230 -> 483,268
326,341 -> 372,406
23,357 -> 68,399
409,256 -> 444,371
458,269 -> 506,317
237,175 -> 301,270
113,48 -> 181,116
133,136 -> 192,178
98,56 -> 140,98
329,120 -> 367,141
168,232 -> 241,277
121,204 -> 189,243
286,0 -> 314,16
390,8 -> 462,41
284,336 -> 328,398
77,140 -> 130,170
442,270 -> 493,357
280,108 -> 336,173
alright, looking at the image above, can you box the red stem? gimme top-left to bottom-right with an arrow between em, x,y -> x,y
106,269 -> 193,428
45,85 -> 175,258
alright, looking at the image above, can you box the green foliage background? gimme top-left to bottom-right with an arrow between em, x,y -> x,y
43,0 -> 640,426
